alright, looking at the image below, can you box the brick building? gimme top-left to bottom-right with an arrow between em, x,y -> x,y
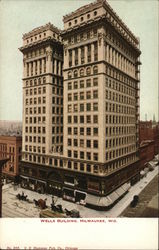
139,140 -> 155,170
0,136 -> 22,181
139,121 -> 159,155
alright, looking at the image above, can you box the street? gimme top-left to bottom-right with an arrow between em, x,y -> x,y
2,166 -> 158,218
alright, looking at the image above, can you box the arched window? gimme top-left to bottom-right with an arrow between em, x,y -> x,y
38,78 -> 41,84
68,71 -> 72,79
93,66 -> 98,74
86,67 -> 91,76
43,77 -> 46,84
34,79 -> 37,85
74,70 -> 78,78
80,68 -> 84,76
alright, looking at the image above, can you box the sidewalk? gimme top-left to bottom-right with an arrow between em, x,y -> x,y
2,166 -> 158,218
120,172 -> 158,217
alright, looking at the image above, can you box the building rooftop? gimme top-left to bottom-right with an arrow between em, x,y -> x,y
23,22 -> 62,39
63,0 -> 139,45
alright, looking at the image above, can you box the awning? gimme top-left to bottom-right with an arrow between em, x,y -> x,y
74,190 -> 87,195
85,194 -> 100,206
20,175 -> 29,179
140,170 -> 145,175
115,187 -> 125,197
121,182 -> 131,192
37,179 -> 46,184
108,191 -> 119,203
144,167 -> 149,173
98,197 -> 112,207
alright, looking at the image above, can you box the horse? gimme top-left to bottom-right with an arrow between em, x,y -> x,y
33,198 -> 47,209
51,204 -> 63,213
16,193 -> 28,201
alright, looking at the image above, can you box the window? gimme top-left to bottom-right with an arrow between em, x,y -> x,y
86,79 -> 91,87
68,82 -> 72,90
87,164 -> 91,172
93,153 -> 98,161
43,87 -> 46,93
85,151 -> 91,164
93,140 -> 98,148
74,151 -> 78,158
74,127 -> 78,135
74,162 -> 78,170
86,67 -> 91,75
81,47 -> 85,64
74,49 -> 78,65
87,127 -> 91,135
80,69 -> 84,76
68,105 -> 72,113
87,45 -> 91,62
93,103 -> 98,111
68,94 -> 72,101
86,91 -> 91,99
43,77 -> 46,84
74,116 -> 78,123
93,78 -> 98,86
74,93 -> 78,101
80,139 -> 84,147
87,140 -> 91,148
74,104 -> 78,112
80,116 -> 84,123
80,80 -> 84,88
68,150 -> 72,157
68,127 -> 72,135
93,90 -> 98,98
80,151 -> 84,159
93,66 -> 98,74
80,92 -> 84,100
80,163 -> 84,171
74,81 -> 78,89
86,103 -> 91,111
68,71 -> 72,79
80,104 -> 84,112
93,115 -> 98,123
93,127 -> 98,136
80,127 -> 84,135
74,70 -> 78,77
68,116 -> 72,123
87,115 -> 91,123
74,139 -> 78,147
68,139 -> 72,146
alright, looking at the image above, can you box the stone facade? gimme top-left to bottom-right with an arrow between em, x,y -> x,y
19,0 -> 141,209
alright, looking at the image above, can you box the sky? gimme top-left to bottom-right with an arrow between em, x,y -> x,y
0,0 -> 158,122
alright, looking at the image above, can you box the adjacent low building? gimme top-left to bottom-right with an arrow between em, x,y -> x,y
139,120 -> 159,168
0,136 -> 22,181
139,140 -> 155,170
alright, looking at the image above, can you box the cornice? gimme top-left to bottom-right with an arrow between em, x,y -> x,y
62,0 -> 140,51
62,15 -> 141,54
23,22 -> 61,39
19,37 -> 63,53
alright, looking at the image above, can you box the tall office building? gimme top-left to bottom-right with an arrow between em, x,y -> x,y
62,0 -> 141,208
19,0 -> 141,209
19,23 -> 64,194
